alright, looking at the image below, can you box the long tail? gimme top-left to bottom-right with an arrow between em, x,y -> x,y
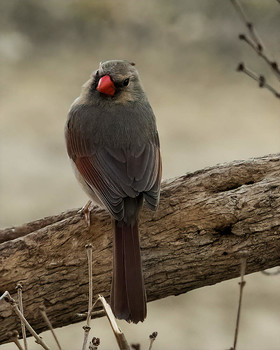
110,219 -> 147,323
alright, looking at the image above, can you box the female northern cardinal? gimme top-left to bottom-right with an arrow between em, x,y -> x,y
65,60 -> 162,323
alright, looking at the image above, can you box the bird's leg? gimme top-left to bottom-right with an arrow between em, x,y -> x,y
79,200 -> 94,227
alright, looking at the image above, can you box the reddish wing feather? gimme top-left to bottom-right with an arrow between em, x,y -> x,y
66,121 -> 161,219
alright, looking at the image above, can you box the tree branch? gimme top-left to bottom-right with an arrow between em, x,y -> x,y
237,63 -> 280,98
1,154 -> 280,343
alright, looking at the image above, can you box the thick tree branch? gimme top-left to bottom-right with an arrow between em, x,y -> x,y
1,154 -> 280,343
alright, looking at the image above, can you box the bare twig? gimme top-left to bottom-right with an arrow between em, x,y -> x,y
231,0 -> 280,101
82,244 -> 94,350
238,35 -> 280,79
39,305 -> 62,350
16,283 -> 28,350
86,244 -> 93,326
76,310 -> 106,319
231,0 -> 280,80
230,0 -> 263,51
98,295 -> 130,350
0,291 -> 50,350
148,332 -> 158,350
237,63 -> 280,98
7,331 -> 24,350
80,295 -> 130,350
232,254 -> 248,350
82,326 -> 91,350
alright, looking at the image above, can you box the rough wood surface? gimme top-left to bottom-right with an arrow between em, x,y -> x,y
1,154 -> 280,343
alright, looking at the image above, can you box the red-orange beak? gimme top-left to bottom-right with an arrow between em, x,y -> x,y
96,75 -> 116,96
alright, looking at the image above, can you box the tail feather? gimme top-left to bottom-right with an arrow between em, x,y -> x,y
111,220 -> 147,323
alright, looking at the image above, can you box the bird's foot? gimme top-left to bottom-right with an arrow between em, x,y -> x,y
78,200 -> 94,227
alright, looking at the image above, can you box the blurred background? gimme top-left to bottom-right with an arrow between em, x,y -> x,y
1,0 -> 280,349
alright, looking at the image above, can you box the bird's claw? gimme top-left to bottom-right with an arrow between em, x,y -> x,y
79,200 -> 94,227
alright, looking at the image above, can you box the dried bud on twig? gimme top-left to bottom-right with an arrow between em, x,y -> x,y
237,63 -> 244,72
148,331 -> 158,350
89,337 -> 100,350
131,344 -> 140,350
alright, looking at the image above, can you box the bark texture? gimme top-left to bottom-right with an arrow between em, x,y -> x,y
1,154 -> 280,343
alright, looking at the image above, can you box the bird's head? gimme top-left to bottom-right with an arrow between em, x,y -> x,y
82,60 -> 145,105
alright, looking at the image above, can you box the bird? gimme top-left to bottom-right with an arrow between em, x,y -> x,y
65,60 -> 162,323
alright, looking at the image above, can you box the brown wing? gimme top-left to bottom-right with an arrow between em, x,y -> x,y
66,121 -> 161,221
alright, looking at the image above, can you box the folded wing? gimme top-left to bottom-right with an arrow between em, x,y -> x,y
66,122 -> 161,220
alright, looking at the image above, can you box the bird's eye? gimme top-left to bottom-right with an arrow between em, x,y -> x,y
123,78 -> 129,86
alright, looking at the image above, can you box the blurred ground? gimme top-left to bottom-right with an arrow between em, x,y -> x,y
1,0 -> 280,349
